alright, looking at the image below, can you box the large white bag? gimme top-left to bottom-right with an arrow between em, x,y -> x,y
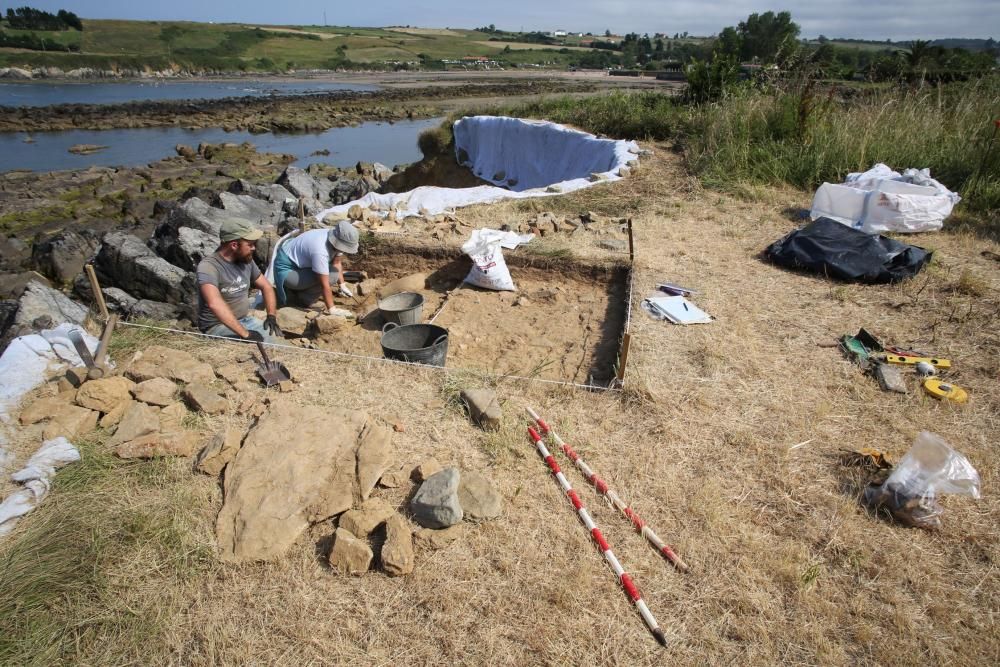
461,229 -> 533,291
810,163 -> 961,234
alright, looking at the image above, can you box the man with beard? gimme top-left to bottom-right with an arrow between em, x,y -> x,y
197,219 -> 283,343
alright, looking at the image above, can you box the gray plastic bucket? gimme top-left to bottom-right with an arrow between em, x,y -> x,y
380,322 -> 448,367
379,291 -> 424,326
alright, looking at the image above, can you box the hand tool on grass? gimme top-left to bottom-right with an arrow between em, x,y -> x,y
527,425 -> 667,647
254,341 -> 291,387
527,407 -> 689,573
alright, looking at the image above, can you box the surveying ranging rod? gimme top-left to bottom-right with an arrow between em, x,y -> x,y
527,426 -> 667,647
526,407 -> 689,573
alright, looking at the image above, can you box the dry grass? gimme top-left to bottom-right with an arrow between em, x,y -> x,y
2,147 -> 999,664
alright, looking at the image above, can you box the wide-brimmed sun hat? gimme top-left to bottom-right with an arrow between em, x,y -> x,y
328,220 -> 360,254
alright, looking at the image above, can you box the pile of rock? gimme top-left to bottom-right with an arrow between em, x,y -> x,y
516,211 -> 631,248
16,343 -> 231,458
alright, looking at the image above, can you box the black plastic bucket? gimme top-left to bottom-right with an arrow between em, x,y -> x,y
380,322 -> 449,367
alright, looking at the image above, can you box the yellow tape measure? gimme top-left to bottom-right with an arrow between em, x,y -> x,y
922,378 -> 968,403
885,354 -> 951,369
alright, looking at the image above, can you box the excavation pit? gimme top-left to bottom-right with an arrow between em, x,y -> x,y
295,243 -> 631,386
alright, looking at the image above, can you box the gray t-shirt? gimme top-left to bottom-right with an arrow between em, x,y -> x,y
196,252 -> 261,331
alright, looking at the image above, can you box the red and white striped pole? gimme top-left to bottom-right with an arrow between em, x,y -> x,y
527,425 -> 667,647
527,407 -> 689,573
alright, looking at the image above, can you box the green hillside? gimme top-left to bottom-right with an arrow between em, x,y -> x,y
0,18 -> 618,71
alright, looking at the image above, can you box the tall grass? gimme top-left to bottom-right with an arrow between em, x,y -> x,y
492,76 -> 999,223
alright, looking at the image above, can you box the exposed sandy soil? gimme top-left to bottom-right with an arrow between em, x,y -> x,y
1,124 -> 998,665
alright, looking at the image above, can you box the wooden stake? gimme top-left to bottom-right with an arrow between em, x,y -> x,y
626,218 -> 634,262
85,264 -> 109,321
617,333 -> 632,383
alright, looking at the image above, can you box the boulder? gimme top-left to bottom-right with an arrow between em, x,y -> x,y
131,377 -> 178,407
414,524 -> 464,550
0,271 -> 51,300
329,177 -> 375,206
93,231 -> 196,306
101,287 -> 138,315
315,313 -> 350,334
215,400 -> 392,562
457,470 -> 502,520
380,273 -> 427,298
30,231 -> 98,285
378,467 -> 408,488
1,280 -> 88,350
183,384 -> 227,415
164,197 -> 248,237
115,431 -> 198,459
338,497 -> 394,538
459,389 -> 502,431
130,299 -> 183,322
195,426 -> 244,475
410,468 -> 463,529
75,376 -> 136,414
125,345 -> 215,384
151,224 -> 218,272
381,514 -> 414,577
228,179 -> 294,204
217,192 -> 284,226
277,166 -> 324,202
328,527 -> 372,575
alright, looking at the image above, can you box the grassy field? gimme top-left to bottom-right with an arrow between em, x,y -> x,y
0,18 -> 603,70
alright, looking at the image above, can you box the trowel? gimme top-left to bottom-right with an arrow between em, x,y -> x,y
254,342 -> 291,387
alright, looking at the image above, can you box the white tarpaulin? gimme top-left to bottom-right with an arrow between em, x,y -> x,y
0,437 -> 80,537
810,163 -> 961,234
0,323 -> 96,423
314,115 -> 640,222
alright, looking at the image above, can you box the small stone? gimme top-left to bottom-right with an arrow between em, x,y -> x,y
458,470 -> 502,521
278,380 -> 295,393
233,381 -> 258,394
275,307 -> 310,337
378,467 -> 408,488
514,296 -> 530,307
195,426 -> 243,475
42,404 -> 98,440
158,402 -> 187,434
19,395 -> 74,426
328,527 -> 373,575
131,377 -> 178,407
392,422 -> 405,433
339,497 -> 394,538
116,431 -> 198,459
412,458 -> 442,482
381,514 -> 414,576
410,467 -> 463,529
110,401 -> 160,445
99,398 -> 131,429
315,314 -> 349,334
460,388 -> 502,431
215,365 -> 246,385
75,376 -> 136,414
183,384 -> 227,415
414,524 -> 464,550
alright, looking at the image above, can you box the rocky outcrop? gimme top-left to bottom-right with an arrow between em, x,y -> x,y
165,197 -> 246,237
0,280 -> 88,349
30,231 -> 99,285
277,166 -> 326,202
217,192 -> 285,226
151,223 -> 218,272
93,231 -> 196,306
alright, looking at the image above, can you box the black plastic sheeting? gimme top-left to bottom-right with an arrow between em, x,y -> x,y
765,217 -> 932,284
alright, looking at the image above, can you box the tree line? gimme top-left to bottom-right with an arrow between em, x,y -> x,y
2,6 -> 82,31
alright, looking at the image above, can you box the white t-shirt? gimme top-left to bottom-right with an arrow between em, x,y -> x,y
281,228 -> 338,275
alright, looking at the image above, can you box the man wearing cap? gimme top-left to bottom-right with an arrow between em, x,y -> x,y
196,219 -> 283,343
272,221 -> 360,314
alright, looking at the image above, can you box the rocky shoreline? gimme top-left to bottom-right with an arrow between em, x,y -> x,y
0,80 -> 598,133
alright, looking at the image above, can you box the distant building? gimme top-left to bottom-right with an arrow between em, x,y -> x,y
551,30 -> 567,38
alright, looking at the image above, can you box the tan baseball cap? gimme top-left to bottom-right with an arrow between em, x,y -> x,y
219,219 -> 264,243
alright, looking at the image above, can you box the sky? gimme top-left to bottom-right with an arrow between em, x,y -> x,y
8,1 -> 999,42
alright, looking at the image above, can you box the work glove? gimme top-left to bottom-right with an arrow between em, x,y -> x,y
338,283 -> 353,298
241,330 -> 264,343
264,314 -> 284,338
